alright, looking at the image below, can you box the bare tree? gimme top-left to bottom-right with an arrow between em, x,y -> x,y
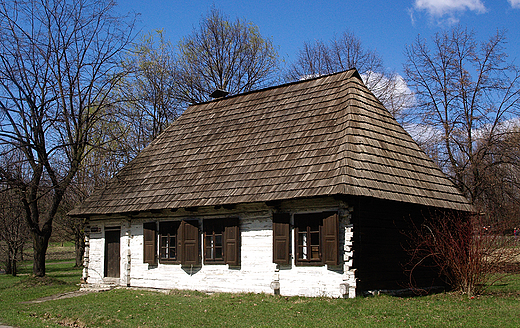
53,187 -> 85,267
404,27 -> 520,215
286,31 -> 413,119
175,8 -> 279,104
286,31 -> 383,80
116,30 -> 181,151
0,190 -> 29,276
0,151 -> 30,276
475,124 -> 520,226
404,27 -> 520,295
60,132 -> 125,267
0,0 -> 135,276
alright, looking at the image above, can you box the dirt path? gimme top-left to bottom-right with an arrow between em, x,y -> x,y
20,289 -> 97,304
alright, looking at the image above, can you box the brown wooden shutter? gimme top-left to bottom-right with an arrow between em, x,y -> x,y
323,213 -> 339,266
180,220 -> 200,266
273,213 -> 291,265
143,222 -> 157,265
224,219 -> 240,266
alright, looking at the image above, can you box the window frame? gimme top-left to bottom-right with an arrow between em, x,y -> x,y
159,221 -> 181,264
294,213 -> 324,266
203,218 -> 240,265
204,227 -> 225,263
296,223 -> 322,264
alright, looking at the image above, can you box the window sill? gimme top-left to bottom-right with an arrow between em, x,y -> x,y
295,261 -> 324,267
159,260 -> 180,265
203,261 -> 227,265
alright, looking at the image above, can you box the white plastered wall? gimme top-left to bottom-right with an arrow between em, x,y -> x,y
85,204 -> 356,298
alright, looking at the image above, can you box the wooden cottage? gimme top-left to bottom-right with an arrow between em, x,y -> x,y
70,69 -> 472,297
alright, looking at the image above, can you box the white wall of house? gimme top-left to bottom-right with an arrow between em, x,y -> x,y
84,200 -> 356,298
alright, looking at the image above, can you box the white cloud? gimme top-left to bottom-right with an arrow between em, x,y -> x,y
361,71 -> 415,120
404,116 -> 520,149
509,0 -> 520,9
414,0 -> 486,17
402,122 -> 439,144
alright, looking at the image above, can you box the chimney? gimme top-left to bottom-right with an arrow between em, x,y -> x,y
209,89 -> 229,99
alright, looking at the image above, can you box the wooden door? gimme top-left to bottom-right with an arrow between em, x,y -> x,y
104,229 -> 121,278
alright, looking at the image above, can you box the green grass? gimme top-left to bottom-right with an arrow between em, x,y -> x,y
1,258 -> 520,327
27,283 -> 520,328
0,261 -> 82,328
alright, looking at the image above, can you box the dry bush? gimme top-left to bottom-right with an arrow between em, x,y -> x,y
406,211 -> 520,296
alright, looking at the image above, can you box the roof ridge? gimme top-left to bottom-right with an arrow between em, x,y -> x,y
193,69 -> 360,106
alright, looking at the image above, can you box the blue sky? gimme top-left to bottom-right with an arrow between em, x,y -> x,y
117,0 -> 520,76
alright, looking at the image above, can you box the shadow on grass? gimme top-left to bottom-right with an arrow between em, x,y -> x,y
16,275 -> 68,288
46,264 -> 79,274
8,260 -> 80,278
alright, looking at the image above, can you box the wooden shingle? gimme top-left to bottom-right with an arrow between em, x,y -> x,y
70,69 -> 472,216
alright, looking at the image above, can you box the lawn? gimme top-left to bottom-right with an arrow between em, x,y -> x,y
1,257 -> 520,327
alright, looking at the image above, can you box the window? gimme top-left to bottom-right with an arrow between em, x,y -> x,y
204,218 -> 240,265
295,213 -> 323,264
159,221 -> 180,263
273,212 -> 339,266
296,215 -> 321,263
295,212 -> 339,266
143,220 -> 200,266
205,226 -> 223,262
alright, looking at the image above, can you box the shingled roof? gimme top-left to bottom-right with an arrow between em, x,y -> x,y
70,69 -> 472,216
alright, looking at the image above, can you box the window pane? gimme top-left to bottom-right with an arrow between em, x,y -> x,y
298,232 -> 306,246
215,246 -> 223,260
206,235 -> 214,259
169,235 -> 176,259
206,235 -> 213,245
310,231 -> 319,245
215,234 -> 222,246
160,235 -> 167,247
311,246 -> 320,260
160,236 -> 167,259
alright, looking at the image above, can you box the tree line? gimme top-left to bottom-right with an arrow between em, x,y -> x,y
1,0 -> 519,290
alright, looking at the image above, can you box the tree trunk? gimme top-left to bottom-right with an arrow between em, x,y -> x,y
4,244 -> 18,276
11,247 -> 18,277
32,231 -> 51,277
5,250 -> 12,275
75,232 -> 85,267
10,261 -> 16,276
20,241 -> 25,261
